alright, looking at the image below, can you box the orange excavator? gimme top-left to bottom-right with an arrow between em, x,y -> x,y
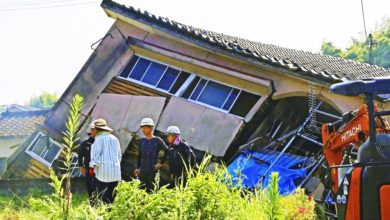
321,78 -> 390,219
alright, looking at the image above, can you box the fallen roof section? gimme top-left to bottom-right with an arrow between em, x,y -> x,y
101,0 -> 390,85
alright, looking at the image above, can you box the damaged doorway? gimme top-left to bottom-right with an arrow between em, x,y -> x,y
249,97 -> 340,156
228,96 -> 340,196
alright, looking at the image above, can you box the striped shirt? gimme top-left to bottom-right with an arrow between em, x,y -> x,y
89,132 -> 122,183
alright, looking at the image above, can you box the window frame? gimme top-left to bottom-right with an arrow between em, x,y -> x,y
25,132 -> 63,167
69,153 -> 83,178
186,76 -> 263,116
119,54 -> 262,118
119,54 -> 193,95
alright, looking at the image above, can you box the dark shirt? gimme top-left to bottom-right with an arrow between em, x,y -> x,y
137,136 -> 168,174
78,136 -> 95,168
164,141 -> 196,176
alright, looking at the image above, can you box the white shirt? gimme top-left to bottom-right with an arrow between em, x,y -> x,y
90,132 -> 122,183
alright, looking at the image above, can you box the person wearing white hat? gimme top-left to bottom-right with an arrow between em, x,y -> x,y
134,118 -> 168,192
163,126 -> 196,187
89,118 -> 121,204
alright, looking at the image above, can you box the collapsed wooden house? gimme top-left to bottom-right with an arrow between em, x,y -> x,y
4,0 -> 390,184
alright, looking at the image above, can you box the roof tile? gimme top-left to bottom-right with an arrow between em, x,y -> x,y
0,111 -> 47,137
102,0 -> 390,83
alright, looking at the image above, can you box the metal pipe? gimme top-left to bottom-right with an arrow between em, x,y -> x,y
262,128 -> 299,151
315,109 -> 341,120
271,121 -> 283,139
297,156 -> 325,188
374,110 -> 390,117
237,128 -> 299,153
259,102 -> 323,183
297,133 -> 323,146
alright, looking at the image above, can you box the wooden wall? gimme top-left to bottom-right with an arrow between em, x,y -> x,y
105,77 -> 171,99
25,159 -> 51,179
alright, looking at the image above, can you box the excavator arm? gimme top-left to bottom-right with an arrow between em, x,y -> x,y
322,104 -> 390,192
322,105 -> 369,192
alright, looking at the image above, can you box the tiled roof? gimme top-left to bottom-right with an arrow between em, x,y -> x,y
102,0 -> 390,84
0,111 -> 48,137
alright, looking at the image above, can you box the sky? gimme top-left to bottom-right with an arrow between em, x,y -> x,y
0,0 -> 389,106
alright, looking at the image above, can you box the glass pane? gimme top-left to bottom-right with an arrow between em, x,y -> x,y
43,143 -> 61,164
120,55 -> 139,78
129,58 -> 151,81
157,67 -> 180,91
190,79 -> 207,100
141,62 -> 167,86
230,91 -> 261,117
28,134 -> 42,151
198,81 -> 232,108
32,136 -> 49,157
169,71 -> 191,94
181,76 -> 200,99
222,88 -> 240,110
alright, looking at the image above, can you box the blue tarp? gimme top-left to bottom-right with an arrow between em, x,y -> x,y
227,149 -> 313,195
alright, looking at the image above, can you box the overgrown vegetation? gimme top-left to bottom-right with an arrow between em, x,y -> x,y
0,193 -> 88,220
1,161 -> 317,219
0,95 -> 317,219
107,160 -> 316,220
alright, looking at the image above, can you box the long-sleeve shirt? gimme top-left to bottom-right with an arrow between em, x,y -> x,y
90,132 -> 122,183
137,136 -> 168,174
163,141 -> 196,176
78,136 -> 94,168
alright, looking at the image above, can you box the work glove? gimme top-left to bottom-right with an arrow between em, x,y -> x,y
134,169 -> 140,177
88,167 -> 95,176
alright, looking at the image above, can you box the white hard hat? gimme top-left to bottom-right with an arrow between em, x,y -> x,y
140,118 -> 155,127
166,126 -> 181,135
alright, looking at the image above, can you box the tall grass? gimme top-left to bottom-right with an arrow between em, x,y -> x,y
107,156 -> 317,220
2,153 -> 316,220
62,94 -> 83,216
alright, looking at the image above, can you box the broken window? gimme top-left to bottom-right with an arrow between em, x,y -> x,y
120,55 -> 191,94
25,132 -> 62,167
230,91 -> 261,117
184,78 -> 261,117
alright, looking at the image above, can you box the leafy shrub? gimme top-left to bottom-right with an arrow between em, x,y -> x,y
281,188 -> 316,220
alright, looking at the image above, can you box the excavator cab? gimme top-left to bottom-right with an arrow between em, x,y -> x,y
329,78 -> 390,220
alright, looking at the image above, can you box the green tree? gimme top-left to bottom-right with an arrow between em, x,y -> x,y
27,92 -> 58,109
320,41 -> 342,57
321,18 -> 390,68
